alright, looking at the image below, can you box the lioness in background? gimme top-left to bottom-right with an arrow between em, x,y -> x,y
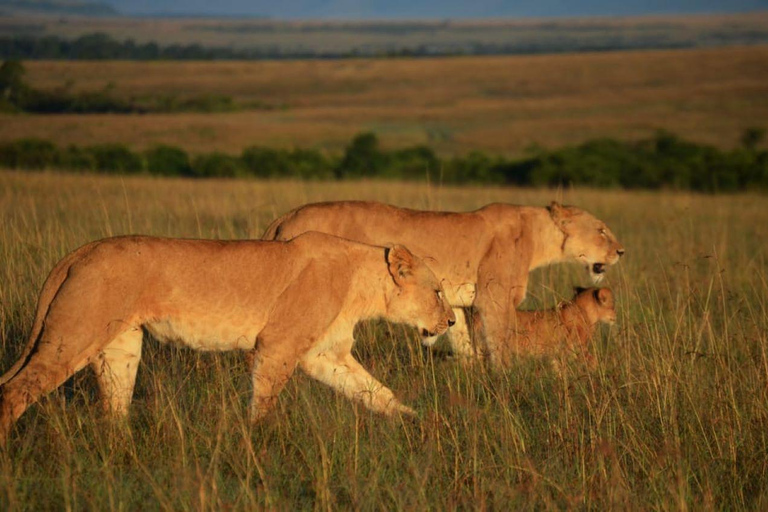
263,201 -> 624,366
0,232 -> 455,439
499,287 -> 616,368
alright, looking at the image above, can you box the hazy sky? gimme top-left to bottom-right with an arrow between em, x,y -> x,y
107,0 -> 768,18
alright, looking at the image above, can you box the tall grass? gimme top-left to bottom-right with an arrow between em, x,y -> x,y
0,171 -> 767,509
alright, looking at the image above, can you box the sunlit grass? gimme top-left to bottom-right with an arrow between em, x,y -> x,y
0,170 -> 767,509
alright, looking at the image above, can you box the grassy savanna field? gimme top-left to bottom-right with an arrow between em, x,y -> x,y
2,45 -> 768,156
0,171 -> 767,509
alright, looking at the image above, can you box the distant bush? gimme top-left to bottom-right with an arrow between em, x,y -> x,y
527,139 -> 628,188
513,131 -> 768,192
0,130 -> 766,191
387,145 -> 440,180
0,138 -> 58,170
88,144 -> 144,174
191,152 -> 245,178
58,145 -> 97,171
145,145 -> 192,177
0,60 -> 242,114
241,146 -> 292,178
241,146 -> 334,179
444,151 -> 505,185
741,127 -> 766,151
336,132 -> 387,179
289,148 -> 334,180
138,93 -> 240,114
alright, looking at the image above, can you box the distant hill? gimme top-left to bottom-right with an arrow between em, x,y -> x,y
2,12 -> 768,60
0,0 -> 118,16
105,0 -> 768,19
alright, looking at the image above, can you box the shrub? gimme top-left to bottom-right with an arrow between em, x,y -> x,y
444,151 -> 504,185
191,152 -> 245,179
741,127 -> 766,151
0,131 -> 766,191
529,139 -> 625,188
145,145 -> 192,177
289,148 -> 334,180
0,138 -> 58,170
88,144 -> 144,174
180,94 -> 237,113
388,145 -> 440,180
336,132 -> 387,179
241,146 -> 292,178
58,145 -> 97,171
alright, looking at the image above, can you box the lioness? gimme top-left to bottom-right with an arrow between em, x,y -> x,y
499,287 -> 616,368
262,201 -> 624,366
0,232 -> 455,438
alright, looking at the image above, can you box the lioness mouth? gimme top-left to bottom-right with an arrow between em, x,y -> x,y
592,263 -> 606,275
421,328 -> 436,337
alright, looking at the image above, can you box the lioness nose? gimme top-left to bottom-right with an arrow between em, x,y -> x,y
448,318 -> 456,327
617,249 -> 625,257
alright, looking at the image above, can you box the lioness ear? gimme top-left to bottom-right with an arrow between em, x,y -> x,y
386,245 -> 416,286
595,288 -> 612,305
548,201 -> 572,227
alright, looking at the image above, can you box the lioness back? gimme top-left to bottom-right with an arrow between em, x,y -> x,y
262,200 -> 624,367
265,201 -> 489,279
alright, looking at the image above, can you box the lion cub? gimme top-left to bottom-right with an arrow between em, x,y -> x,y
500,287 -> 616,368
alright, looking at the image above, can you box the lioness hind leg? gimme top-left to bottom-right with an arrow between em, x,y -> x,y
0,333 -> 106,439
249,347 -> 299,423
301,350 -> 416,417
91,328 -> 143,417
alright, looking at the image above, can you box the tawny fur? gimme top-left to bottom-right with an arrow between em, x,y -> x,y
0,232 -> 455,439
499,288 -> 617,368
262,201 -> 624,366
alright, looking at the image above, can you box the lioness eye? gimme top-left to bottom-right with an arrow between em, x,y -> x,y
435,290 -> 442,299
599,228 -> 607,237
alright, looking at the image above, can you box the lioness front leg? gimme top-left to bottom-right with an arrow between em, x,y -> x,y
445,307 -> 476,361
475,239 -> 530,368
300,350 -> 416,417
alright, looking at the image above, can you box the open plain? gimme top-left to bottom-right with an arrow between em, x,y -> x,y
0,171 -> 766,508
1,45 -> 767,156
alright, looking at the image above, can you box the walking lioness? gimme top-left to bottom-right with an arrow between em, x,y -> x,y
0,232 -> 455,438
263,201 -> 624,366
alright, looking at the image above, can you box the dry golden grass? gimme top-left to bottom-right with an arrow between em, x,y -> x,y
1,170 -> 767,509
1,45 -> 767,155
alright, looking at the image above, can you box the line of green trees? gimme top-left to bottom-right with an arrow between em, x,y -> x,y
0,60 -> 251,114
1,130 -> 766,191
0,33 -> 341,61
2,30 -> 768,61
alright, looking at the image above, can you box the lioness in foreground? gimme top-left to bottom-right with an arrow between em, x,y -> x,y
0,232 -> 455,439
499,287 -> 616,368
263,201 -> 624,366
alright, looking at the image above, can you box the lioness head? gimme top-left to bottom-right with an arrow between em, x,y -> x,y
385,245 -> 456,339
573,287 -> 617,325
548,202 -> 624,283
